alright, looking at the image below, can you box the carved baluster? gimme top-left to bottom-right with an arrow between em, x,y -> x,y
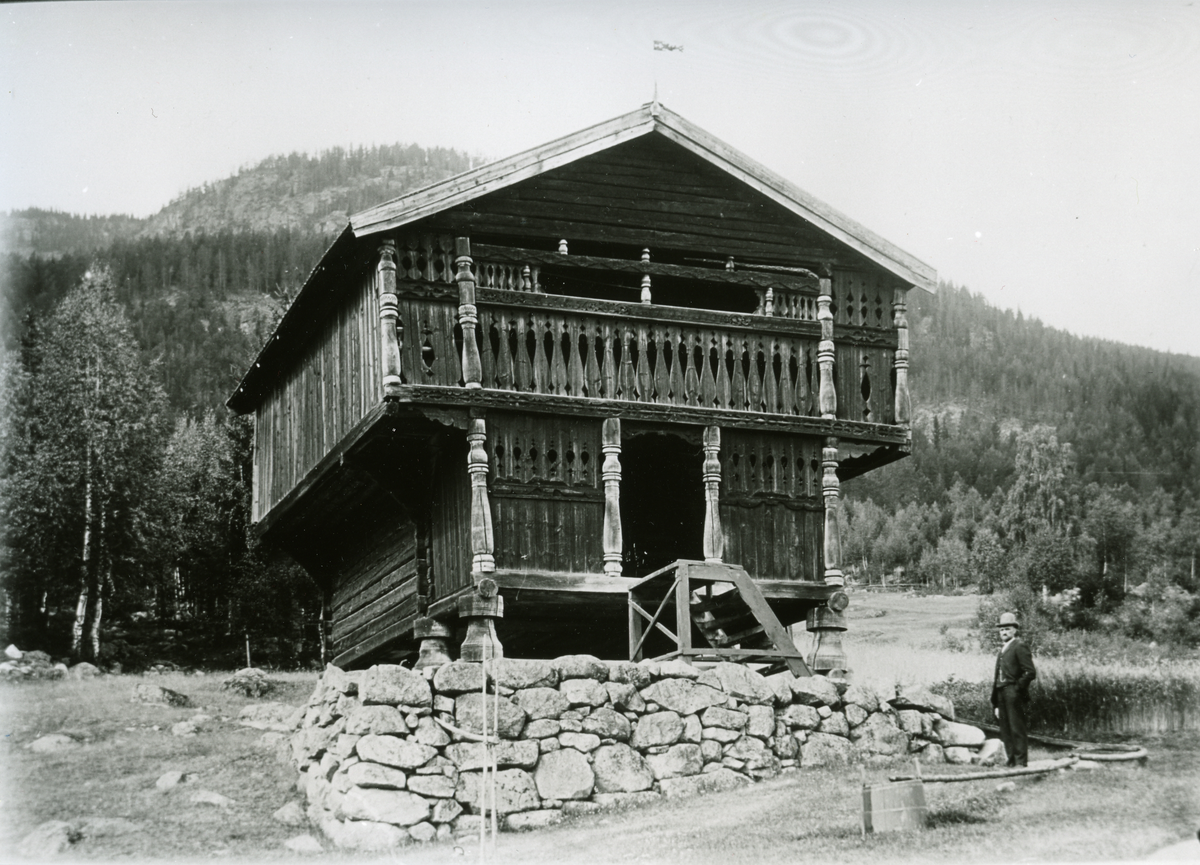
716,334 -> 732,409
567,317 -> 585,396
635,323 -> 652,402
682,331 -> 700,406
779,340 -> 795,415
550,316 -> 568,396
495,312 -> 514,390
602,321 -> 617,399
532,317 -> 550,394
585,319 -> 602,398
818,273 -> 837,419
668,328 -> 686,405
640,248 -> 652,304
701,331 -> 718,408
455,238 -> 483,389
377,242 -> 403,393
601,418 -> 623,577
618,324 -> 637,400
479,311 -> 497,389
468,417 -> 495,574
514,316 -> 532,392
652,325 -> 671,404
764,286 -> 774,317
731,338 -> 747,411
893,287 -> 912,426
702,426 -> 724,564
558,239 -> 569,255
763,338 -> 779,413
822,437 -> 843,587
747,339 -> 763,412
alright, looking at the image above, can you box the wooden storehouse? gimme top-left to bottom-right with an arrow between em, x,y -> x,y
227,103 -> 935,673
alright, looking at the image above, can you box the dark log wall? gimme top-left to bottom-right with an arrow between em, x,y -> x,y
488,412 -> 604,573
253,271 -> 381,522
719,430 -> 823,581
331,511 -> 419,662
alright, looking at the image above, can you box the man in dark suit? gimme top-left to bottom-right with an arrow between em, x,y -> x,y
991,611 -> 1036,767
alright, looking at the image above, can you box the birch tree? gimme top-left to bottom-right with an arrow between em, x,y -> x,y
5,268 -> 166,660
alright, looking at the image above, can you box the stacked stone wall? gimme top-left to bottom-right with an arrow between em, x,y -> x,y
291,655 -> 973,851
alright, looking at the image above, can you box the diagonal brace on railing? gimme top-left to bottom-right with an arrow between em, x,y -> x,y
630,579 -> 680,659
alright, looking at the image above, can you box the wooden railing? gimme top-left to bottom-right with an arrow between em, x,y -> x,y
397,292 -> 898,424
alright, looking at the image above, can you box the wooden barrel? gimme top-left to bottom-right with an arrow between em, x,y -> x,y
862,779 -> 928,833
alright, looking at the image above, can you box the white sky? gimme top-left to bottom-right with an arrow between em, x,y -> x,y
3,1 -> 1199,357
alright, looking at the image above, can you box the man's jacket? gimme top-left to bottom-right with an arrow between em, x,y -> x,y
991,637 -> 1036,705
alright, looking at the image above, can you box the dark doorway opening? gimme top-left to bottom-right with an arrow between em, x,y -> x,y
621,432 -> 705,578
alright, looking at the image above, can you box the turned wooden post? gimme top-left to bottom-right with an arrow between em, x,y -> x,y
377,241 -> 403,392
467,417 -> 495,574
455,237 -> 483,389
822,436 -> 844,587
601,418 -> 623,576
640,248 -> 652,304
702,425 -> 724,564
893,286 -> 912,427
817,273 -> 837,419
459,577 -> 504,662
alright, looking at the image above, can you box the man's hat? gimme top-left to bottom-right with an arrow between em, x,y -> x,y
997,612 -> 1020,629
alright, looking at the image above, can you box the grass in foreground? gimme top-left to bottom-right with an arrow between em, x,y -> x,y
3,670 -> 1199,863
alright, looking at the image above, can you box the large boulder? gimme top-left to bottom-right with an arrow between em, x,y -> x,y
850,713 -> 909,757
132,683 -> 192,707
645,743 -> 704,779
534,748 -> 595,800
630,711 -> 684,748
746,705 -> 776,739
432,662 -> 484,695
360,665 -> 432,708
455,769 -> 540,815
552,655 -> 609,681
842,683 -> 881,713
707,663 -> 776,705
891,687 -> 955,720
933,719 -> 986,748
345,762 -> 408,790
657,768 -> 750,799
355,735 -> 438,770
639,679 -> 726,715
491,658 -> 558,690
345,705 -> 408,736
513,687 -> 570,721
801,732 -> 854,767
789,675 -> 840,707
444,740 -> 539,771
582,707 -> 631,741
701,706 -> 748,731
559,677 -> 608,708
781,704 -> 821,730
221,668 -> 276,698
592,744 -> 654,793
455,693 -> 527,739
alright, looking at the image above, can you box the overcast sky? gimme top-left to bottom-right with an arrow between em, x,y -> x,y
3,1 -> 1198,357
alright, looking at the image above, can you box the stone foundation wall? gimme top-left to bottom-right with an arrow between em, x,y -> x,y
291,655 -> 975,851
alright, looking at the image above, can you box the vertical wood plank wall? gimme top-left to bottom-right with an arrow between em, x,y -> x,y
430,434 -> 472,599
253,271 -> 382,522
719,430 -> 823,581
488,413 -> 604,573
330,514 -> 419,660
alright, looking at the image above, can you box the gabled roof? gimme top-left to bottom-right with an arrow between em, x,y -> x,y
351,102 -> 935,291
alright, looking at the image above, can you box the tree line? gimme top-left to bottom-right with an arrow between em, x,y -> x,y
2,235 -> 1199,665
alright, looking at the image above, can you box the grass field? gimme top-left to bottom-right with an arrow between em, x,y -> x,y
2,593 -> 1199,863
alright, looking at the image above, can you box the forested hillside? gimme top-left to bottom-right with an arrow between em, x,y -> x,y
1,139 -> 1198,668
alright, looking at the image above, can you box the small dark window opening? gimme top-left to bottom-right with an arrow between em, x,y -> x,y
620,433 -> 705,579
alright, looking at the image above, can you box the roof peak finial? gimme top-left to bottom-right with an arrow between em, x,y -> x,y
652,80 -> 659,116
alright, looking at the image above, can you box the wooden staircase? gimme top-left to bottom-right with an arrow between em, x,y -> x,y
628,560 -> 811,677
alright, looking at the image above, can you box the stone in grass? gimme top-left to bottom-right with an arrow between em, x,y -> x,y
506,810 -> 564,831
190,790 -> 236,808
155,770 -> 195,791
934,719 -> 986,748
658,768 -> 750,799
326,818 -> 409,851
221,667 -> 276,698
131,682 -> 193,707
272,801 -> 307,826
29,733 -> 82,753
284,834 -> 324,853
975,739 -> 1006,766
68,661 -> 101,679
18,821 -> 80,859
943,746 -> 973,764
